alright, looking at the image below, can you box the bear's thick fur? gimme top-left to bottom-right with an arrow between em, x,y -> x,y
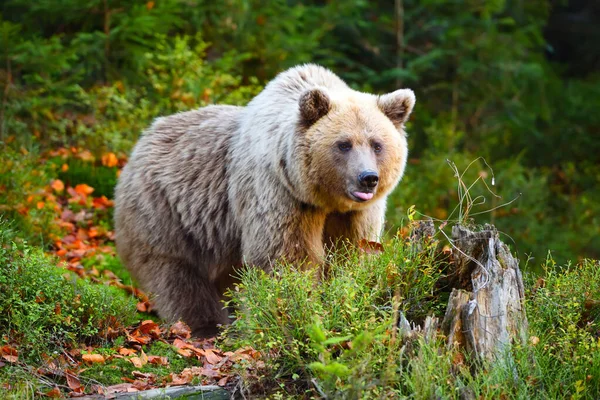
114,64 -> 415,336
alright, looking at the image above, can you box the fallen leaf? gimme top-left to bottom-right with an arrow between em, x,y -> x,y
82,353 -> 105,364
129,350 -> 148,368
101,152 -> 119,167
147,355 -> 169,366
129,357 -> 144,368
51,179 -> 65,193
217,376 -> 229,386
1,345 -> 18,363
74,184 -> 94,196
119,347 -> 137,356
176,348 -> 193,358
204,348 -> 222,365
103,383 -> 134,395
45,387 -> 61,398
170,321 -> 191,339
139,320 -> 161,338
170,370 -> 193,385
65,369 -> 82,392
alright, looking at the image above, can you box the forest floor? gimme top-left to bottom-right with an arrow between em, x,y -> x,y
1,146 -> 600,399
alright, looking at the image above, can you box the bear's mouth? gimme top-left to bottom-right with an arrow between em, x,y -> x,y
349,191 -> 374,202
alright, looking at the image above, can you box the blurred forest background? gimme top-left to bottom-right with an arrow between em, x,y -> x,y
1,0 -> 599,267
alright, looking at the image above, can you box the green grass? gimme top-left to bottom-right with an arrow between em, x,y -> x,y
224,235 -> 600,399
0,220 -> 137,362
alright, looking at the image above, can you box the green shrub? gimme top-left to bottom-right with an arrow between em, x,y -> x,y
223,235 -> 444,396
0,220 -> 137,362
225,229 -> 600,398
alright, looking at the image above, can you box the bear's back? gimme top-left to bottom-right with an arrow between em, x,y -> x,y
115,105 -> 243,268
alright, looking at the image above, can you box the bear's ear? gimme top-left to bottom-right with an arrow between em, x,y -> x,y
298,88 -> 331,128
377,89 -> 416,129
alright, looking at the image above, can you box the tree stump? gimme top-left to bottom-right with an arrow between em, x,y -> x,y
441,224 -> 528,362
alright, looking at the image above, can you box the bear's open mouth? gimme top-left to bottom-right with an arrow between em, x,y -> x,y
350,191 -> 374,202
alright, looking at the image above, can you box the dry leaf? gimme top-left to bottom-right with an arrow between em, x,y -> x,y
51,179 -> 65,193
66,370 -> 82,392
45,387 -> 61,398
204,348 -> 222,365
0,345 -> 18,363
74,184 -> 94,196
82,353 -> 105,364
119,347 -> 137,356
170,321 -> 191,338
101,152 -> 119,167
147,355 -> 169,366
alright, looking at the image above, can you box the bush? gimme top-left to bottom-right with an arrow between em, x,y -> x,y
223,235 -> 444,396
225,229 -> 600,399
0,220 -> 137,362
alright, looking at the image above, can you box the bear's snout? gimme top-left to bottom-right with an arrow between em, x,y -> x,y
358,170 -> 379,189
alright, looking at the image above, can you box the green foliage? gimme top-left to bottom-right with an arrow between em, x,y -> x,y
223,236 -> 444,396
0,146 -> 59,246
226,235 -> 600,398
0,220 -> 137,362
524,258 -> 600,398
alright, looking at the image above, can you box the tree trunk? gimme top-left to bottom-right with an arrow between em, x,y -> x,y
441,224 -> 528,362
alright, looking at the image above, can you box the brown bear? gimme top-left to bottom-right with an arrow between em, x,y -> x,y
114,64 -> 415,336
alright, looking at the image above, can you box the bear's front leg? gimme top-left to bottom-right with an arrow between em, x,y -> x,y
324,199 -> 387,249
240,201 -> 328,271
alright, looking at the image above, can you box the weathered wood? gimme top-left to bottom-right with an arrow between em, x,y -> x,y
441,224 -> 528,361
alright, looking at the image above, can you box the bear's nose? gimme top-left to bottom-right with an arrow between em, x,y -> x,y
358,170 -> 379,189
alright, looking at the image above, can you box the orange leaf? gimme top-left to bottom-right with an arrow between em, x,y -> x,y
170,321 -> 191,339
118,347 -> 137,356
204,348 -> 222,365
51,179 -> 65,193
172,338 -> 188,349
82,353 -> 105,364
176,348 -> 193,358
139,320 -> 161,338
146,1 -> 155,10
170,370 -> 193,385
129,350 -> 148,368
101,152 -> 118,168
46,387 -> 61,398
129,357 -> 143,368
147,355 -> 169,366
74,184 -> 94,196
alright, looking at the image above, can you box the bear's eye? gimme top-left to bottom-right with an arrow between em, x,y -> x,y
372,142 -> 383,154
337,141 -> 352,152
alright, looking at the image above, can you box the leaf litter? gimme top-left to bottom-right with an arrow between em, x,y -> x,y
11,147 -> 265,398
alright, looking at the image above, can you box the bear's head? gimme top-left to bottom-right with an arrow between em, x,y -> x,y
296,87 -> 415,212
